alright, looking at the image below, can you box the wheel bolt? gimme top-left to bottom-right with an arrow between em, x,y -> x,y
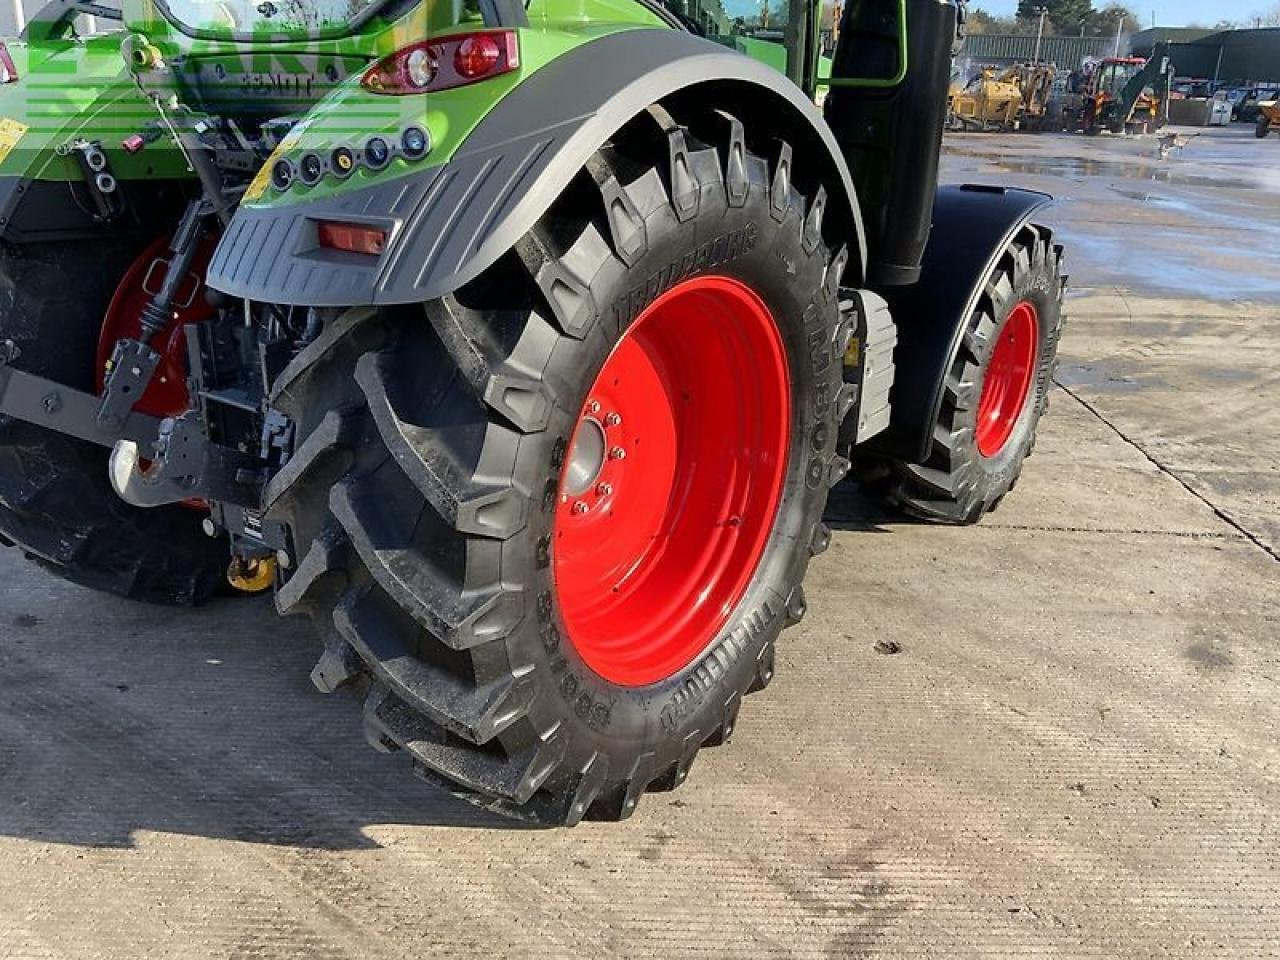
572,501 -> 589,515
596,482 -> 613,496
605,412 -> 622,427
586,399 -> 601,415
609,447 -> 626,461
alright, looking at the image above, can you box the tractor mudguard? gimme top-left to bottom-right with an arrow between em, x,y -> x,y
863,184 -> 1052,463
205,28 -> 867,307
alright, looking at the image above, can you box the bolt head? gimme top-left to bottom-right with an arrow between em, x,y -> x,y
572,501 -> 589,515
596,482 -> 613,496
605,412 -> 622,427
586,399 -> 601,415
609,446 -> 626,461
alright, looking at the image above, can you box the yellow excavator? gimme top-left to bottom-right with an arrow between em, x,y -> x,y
949,63 -> 1057,132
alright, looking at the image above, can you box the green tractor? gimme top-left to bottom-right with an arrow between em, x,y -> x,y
0,0 -> 1064,823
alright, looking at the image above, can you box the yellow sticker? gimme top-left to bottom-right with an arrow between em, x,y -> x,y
242,120 -> 310,205
0,117 -> 29,166
242,161 -> 273,205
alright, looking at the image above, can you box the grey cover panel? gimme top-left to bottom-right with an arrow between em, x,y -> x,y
207,28 -> 865,306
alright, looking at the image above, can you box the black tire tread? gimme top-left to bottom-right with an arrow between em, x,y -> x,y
270,104 -> 847,824
856,224 -> 1066,524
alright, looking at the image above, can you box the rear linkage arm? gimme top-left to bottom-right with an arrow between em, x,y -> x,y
0,199 -> 270,511
0,342 -> 268,510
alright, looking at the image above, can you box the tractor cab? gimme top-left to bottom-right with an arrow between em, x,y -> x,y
1092,57 -> 1145,98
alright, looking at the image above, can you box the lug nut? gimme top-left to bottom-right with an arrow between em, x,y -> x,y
596,482 -> 613,496
609,447 -> 626,461
586,399 -> 601,415
605,412 -> 622,427
572,501 -> 589,515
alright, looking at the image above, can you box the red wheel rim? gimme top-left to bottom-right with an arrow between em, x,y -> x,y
552,276 -> 791,687
976,300 -> 1039,459
95,235 -> 218,418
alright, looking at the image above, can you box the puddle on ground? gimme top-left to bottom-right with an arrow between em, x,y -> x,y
944,148 -> 1266,193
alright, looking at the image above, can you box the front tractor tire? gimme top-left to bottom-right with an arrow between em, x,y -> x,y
855,224 -> 1065,523
267,108 -> 851,824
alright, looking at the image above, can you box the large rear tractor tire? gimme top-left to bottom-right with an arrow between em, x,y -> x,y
267,107 -> 852,824
0,240 -> 229,604
855,224 -> 1065,523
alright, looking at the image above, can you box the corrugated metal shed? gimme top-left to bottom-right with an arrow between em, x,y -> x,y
1130,27 -> 1217,50
961,34 -> 1122,71
963,28 -> 1280,84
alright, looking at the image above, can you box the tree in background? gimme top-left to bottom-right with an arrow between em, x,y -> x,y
971,1 -> 1141,35
1255,4 -> 1280,26
966,8 -> 1027,33
1016,0 -> 1092,33
1084,3 -> 1141,35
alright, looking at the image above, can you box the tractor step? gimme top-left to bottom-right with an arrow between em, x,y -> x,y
844,290 -> 897,445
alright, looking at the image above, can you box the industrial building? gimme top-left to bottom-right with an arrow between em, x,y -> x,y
962,26 -> 1280,86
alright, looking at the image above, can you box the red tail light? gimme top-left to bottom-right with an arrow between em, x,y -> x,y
362,30 -> 519,96
0,44 -> 18,84
317,221 -> 388,256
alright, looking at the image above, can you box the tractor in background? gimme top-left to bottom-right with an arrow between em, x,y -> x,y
1256,98 -> 1280,138
1078,47 -> 1175,135
949,62 -> 1057,132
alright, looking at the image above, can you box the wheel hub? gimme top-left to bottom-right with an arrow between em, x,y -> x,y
562,416 -> 608,498
552,276 -> 791,688
976,300 -> 1040,459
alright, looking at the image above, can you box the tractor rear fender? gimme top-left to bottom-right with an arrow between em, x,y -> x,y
205,28 -> 867,306
863,184 -> 1053,463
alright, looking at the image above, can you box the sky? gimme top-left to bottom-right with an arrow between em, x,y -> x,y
972,0 -> 1271,28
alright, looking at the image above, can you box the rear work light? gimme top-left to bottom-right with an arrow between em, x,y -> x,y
362,30 -> 519,96
317,221 -> 388,256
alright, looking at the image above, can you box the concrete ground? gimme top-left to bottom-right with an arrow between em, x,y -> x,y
0,126 -> 1277,958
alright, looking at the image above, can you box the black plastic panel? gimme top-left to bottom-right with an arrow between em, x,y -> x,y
206,28 -> 866,306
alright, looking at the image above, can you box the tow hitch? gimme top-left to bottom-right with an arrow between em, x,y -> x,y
0,344 -> 269,507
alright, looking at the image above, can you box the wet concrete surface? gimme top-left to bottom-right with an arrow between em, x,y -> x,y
0,127 -> 1277,958
942,125 -> 1280,301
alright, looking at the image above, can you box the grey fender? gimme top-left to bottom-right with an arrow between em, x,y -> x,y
862,184 -> 1054,463
206,29 -> 867,306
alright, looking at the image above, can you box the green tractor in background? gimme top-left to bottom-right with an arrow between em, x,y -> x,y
0,0 -> 1064,823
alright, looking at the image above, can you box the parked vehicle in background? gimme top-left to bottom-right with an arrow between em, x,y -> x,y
1257,99 -> 1280,138
1220,86 -> 1250,120
1238,86 -> 1280,123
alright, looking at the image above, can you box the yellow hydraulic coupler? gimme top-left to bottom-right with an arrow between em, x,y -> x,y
226,554 -> 277,594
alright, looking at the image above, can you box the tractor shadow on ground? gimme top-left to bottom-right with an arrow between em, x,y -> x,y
823,479 -> 918,533
0,486 -> 903,853
0,582 -> 539,851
